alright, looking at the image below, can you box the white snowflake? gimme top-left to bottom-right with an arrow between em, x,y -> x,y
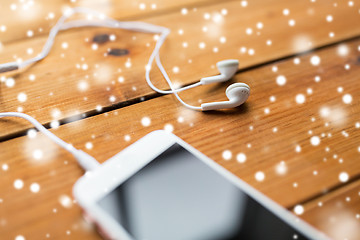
141,117 -> 151,127
255,171 -> 265,182
222,150 -> 232,160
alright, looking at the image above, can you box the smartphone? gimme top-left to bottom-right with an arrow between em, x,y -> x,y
73,130 -> 329,240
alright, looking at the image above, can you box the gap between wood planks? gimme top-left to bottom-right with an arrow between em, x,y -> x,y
286,172 -> 360,211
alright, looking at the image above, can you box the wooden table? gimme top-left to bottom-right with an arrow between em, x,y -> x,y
0,0 -> 359,239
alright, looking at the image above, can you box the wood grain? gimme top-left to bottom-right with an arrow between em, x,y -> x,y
0,0 -> 221,44
1,0 -> 360,138
301,179 -> 360,240
1,36 -> 360,239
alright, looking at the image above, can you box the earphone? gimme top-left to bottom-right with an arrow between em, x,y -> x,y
0,8 -> 250,111
201,83 -> 250,111
200,59 -> 240,84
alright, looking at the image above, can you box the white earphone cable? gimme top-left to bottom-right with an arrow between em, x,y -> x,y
0,112 -> 100,171
154,54 -> 202,110
1,8 -> 203,109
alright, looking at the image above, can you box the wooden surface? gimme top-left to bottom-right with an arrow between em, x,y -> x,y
0,0 -> 360,239
1,0 -> 360,138
302,179 -> 360,240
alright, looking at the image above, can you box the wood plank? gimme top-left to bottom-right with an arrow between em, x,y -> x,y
301,179 -> 360,240
0,0 -> 219,44
1,0 -> 360,138
1,36 -> 360,239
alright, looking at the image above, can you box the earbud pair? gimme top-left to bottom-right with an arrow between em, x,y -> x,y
199,59 -> 250,111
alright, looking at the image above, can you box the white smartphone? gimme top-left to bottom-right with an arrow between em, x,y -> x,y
73,130 -> 329,240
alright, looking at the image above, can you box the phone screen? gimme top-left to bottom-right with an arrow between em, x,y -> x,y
98,144 -> 311,240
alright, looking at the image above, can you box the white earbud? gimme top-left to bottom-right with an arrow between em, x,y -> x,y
200,59 -> 239,85
201,83 -> 250,111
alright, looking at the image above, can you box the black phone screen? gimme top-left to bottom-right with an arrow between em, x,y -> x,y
98,144 -> 312,240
